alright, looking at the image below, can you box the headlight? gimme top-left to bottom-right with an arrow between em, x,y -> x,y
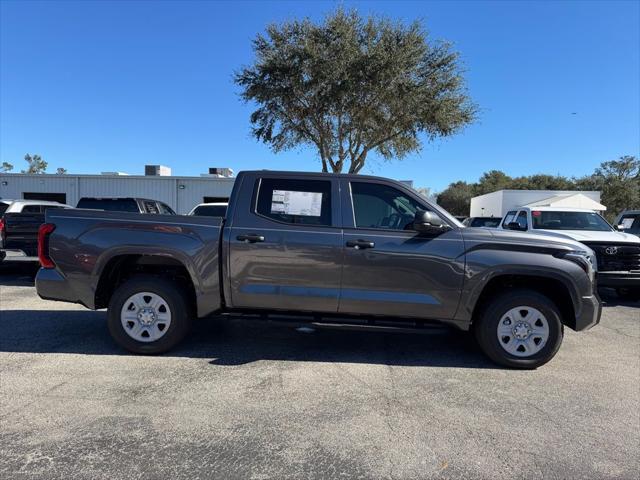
555,249 -> 597,278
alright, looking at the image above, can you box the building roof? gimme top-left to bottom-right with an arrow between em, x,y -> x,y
524,193 -> 606,211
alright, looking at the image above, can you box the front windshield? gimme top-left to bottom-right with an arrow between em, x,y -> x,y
532,211 -> 612,231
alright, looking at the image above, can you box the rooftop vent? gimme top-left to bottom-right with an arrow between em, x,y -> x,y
202,167 -> 234,178
145,165 -> 172,176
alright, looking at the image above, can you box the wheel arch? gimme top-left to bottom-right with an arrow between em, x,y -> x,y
94,253 -> 197,314
469,272 -> 579,330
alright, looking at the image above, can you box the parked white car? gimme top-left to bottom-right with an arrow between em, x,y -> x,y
188,202 -> 228,217
500,207 -> 640,300
0,199 -> 73,263
0,199 -> 73,214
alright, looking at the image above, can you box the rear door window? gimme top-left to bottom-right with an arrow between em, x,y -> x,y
256,178 -> 332,226
158,202 -> 175,215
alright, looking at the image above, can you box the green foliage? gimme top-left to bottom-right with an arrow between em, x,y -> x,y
56,167 -> 68,175
437,156 -> 640,219
0,161 -> 13,172
575,156 -> 639,222
436,181 -> 476,216
235,8 -> 477,173
474,170 -> 512,195
22,154 -> 47,174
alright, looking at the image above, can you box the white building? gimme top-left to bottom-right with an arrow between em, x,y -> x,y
0,166 -> 235,215
470,189 -> 605,218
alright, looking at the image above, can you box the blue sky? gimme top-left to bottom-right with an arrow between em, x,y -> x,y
1,0 -> 638,191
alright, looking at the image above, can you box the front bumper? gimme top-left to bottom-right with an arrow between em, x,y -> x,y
573,291 -> 602,331
596,271 -> 640,288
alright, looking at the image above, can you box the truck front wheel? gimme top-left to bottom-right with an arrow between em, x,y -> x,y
474,289 -> 564,369
107,275 -> 192,354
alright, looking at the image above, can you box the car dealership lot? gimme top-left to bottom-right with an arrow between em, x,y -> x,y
0,269 -> 638,480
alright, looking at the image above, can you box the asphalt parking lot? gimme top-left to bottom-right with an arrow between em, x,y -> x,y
0,266 -> 638,480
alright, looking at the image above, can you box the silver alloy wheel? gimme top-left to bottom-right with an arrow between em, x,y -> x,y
496,306 -> 549,357
120,292 -> 172,343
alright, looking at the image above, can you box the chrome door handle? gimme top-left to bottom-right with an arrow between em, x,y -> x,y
237,234 -> 265,243
346,239 -> 375,250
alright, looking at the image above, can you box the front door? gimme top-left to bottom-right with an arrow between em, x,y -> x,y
227,175 -> 343,313
338,180 -> 465,320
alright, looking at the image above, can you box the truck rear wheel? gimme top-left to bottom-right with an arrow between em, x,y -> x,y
107,275 -> 192,354
474,289 -> 564,369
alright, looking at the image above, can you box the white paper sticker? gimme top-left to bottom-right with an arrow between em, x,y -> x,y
621,218 -> 634,229
271,190 -> 323,216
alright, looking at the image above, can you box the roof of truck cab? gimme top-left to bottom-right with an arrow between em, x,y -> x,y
240,170 -> 404,181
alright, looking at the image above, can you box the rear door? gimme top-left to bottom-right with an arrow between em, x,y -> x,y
338,179 -> 465,320
227,174 -> 343,313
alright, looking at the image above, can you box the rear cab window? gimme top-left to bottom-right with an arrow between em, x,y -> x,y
255,178 -> 332,226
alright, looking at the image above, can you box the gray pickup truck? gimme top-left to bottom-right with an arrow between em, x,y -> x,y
36,171 -> 601,368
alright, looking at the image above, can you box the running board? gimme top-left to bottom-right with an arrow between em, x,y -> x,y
218,312 -> 452,334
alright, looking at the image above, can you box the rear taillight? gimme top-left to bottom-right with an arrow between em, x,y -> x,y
0,217 -> 5,242
38,223 -> 56,268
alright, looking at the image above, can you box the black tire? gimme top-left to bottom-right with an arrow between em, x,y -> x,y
616,287 -> 640,302
474,289 -> 564,369
107,275 -> 192,354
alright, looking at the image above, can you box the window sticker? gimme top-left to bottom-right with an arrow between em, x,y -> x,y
621,218 -> 634,229
271,190 -> 323,216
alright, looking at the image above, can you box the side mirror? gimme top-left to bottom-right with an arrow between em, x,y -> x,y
413,210 -> 449,235
615,224 -> 625,231
507,222 -> 527,231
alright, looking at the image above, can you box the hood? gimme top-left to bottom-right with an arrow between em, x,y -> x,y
462,227 -> 592,253
533,229 -> 640,244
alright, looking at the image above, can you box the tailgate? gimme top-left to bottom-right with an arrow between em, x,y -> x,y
1,212 -> 45,255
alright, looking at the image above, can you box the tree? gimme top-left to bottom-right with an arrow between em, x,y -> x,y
475,170 -> 512,195
510,173 -> 574,191
235,8 -> 477,174
576,155 -> 639,222
22,154 -> 47,174
0,162 -> 13,172
436,181 -> 475,216
56,167 -> 68,175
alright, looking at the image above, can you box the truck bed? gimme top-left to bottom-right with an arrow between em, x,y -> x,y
37,209 -> 224,316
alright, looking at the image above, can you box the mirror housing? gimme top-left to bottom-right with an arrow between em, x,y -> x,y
507,221 -> 527,231
413,210 -> 449,235
614,224 -> 625,231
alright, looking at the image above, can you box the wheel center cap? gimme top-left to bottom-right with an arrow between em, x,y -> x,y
137,307 -> 156,326
513,322 -> 531,339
